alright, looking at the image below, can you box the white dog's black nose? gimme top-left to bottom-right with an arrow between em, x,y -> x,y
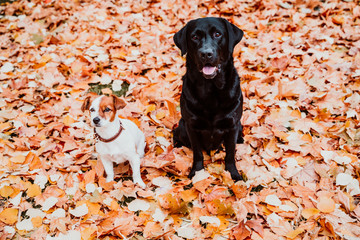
93,117 -> 100,125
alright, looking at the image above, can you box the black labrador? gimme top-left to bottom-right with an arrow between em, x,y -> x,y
173,17 -> 244,181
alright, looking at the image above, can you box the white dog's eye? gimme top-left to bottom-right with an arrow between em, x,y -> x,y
90,108 -> 95,112
104,107 -> 111,112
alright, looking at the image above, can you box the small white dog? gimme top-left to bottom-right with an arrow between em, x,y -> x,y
82,95 -> 146,188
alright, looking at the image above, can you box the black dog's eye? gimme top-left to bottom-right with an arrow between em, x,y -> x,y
214,32 -> 222,38
192,35 -> 199,41
90,108 -> 95,112
104,107 -> 111,112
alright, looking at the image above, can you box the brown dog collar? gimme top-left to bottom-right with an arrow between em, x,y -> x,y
94,120 -> 124,143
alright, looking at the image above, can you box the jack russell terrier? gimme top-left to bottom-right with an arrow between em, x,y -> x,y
81,95 -> 146,188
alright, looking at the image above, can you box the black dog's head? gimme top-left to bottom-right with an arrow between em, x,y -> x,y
174,17 -> 243,80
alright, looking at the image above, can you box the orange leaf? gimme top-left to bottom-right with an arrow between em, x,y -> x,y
232,221 -> 250,240
231,181 -> 248,199
83,169 -> 96,186
29,154 -> 43,171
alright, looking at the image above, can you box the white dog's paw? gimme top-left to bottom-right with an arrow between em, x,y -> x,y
135,179 -> 146,189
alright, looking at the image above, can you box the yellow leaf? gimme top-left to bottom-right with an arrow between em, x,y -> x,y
301,208 -> 320,219
218,216 -> 229,231
27,184 -> 41,197
286,227 -> 305,239
0,185 -> 14,198
155,111 -> 166,120
291,109 -> 301,118
317,196 -> 335,213
31,216 -> 43,228
39,54 -> 52,64
10,155 -> 26,164
145,104 -> 156,115
0,122 -> 12,131
63,115 -> 75,127
165,71 -> 177,81
0,208 -> 18,224
332,15 -> 344,25
179,189 -> 198,202
81,226 -> 97,240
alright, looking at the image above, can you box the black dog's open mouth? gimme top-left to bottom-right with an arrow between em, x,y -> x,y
201,64 -> 219,79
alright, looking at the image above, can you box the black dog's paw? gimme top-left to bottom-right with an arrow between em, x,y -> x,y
188,165 -> 205,179
230,171 -> 243,182
225,166 -> 243,181
237,136 -> 244,144
173,138 -> 183,148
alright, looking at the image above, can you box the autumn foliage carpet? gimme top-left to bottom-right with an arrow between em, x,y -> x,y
0,0 -> 360,239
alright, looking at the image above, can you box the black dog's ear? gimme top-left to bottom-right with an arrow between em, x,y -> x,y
174,24 -> 188,56
223,19 -> 244,54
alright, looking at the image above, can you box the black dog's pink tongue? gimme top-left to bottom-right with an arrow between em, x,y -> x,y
202,66 -> 216,75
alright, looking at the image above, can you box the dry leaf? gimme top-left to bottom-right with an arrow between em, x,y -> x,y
0,208 -> 18,225
317,196 -> 336,213
301,208 -> 320,219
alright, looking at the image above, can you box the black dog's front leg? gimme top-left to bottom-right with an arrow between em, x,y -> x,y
186,125 -> 205,178
237,124 -> 244,144
224,128 -> 243,181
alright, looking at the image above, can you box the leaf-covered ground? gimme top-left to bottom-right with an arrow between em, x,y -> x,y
0,0 -> 360,239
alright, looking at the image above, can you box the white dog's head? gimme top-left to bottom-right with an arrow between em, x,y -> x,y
81,95 -> 126,128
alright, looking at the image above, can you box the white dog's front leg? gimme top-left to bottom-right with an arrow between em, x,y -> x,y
101,156 -> 114,182
129,155 -> 146,188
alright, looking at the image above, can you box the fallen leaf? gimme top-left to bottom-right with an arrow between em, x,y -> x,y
265,194 -> 282,207
317,196 -> 336,213
9,155 -> 26,164
128,199 -> 150,212
301,208 -> 320,219
0,185 -> 14,198
0,208 -> 18,225
285,227 -> 305,239
69,204 -> 88,217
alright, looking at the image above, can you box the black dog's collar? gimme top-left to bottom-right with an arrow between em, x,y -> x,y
95,120 -> 124,143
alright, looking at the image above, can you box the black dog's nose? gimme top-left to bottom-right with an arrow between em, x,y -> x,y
200,50 -> 214,60
93,117 -> 100,125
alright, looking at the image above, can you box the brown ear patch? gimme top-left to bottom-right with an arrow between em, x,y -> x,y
113,95 -> 126,110
81,96 -> 92,112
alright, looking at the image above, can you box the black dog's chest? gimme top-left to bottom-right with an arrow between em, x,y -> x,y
199,128 -> 224,151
